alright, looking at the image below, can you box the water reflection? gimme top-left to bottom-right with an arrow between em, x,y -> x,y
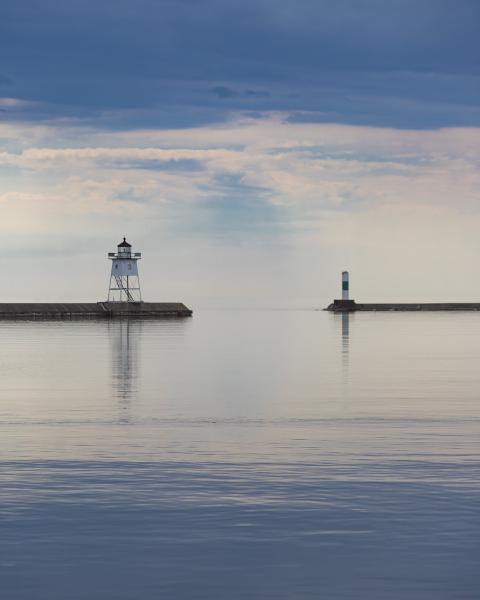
109,320 -> 142,413
108,318 -> 191,419
2,312 -> 480,599
341,312 -> 349,355
341,312 -> 350,375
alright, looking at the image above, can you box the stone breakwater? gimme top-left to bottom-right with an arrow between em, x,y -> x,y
0,302 -> 192,319
326,299 -> 480,312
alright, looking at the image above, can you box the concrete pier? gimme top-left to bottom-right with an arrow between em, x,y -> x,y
0,302 -> 192,319
326,299 -> 480,312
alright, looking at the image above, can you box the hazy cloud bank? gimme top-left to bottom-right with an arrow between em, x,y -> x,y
1,114 -> 480,304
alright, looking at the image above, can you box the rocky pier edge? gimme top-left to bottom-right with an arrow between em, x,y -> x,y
0,302 -> 193,319
326,299 -> 480,312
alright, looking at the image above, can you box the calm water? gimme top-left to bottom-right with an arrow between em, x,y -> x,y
1,310 -> 479,599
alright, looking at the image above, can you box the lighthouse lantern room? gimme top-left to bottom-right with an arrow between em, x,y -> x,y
107,238 -> 142,302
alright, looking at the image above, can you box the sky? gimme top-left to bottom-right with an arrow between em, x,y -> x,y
2,0 -> 480,306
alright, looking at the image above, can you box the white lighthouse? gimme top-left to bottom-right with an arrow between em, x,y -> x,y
107,238 -> 142,302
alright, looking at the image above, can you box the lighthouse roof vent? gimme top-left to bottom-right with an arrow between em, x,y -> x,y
118,237 -> 132,248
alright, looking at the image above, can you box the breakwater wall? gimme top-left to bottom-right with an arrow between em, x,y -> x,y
326,300 -> 480,312
0,302 -> 192,319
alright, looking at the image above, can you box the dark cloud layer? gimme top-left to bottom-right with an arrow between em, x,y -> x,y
1,0 -> 480,128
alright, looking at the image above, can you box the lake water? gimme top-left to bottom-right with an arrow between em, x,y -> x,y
1,310 -> 479,599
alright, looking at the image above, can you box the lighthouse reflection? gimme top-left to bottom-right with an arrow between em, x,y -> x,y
341,312 -> 349,353
109,320 -> 142,416
339,311 -> 350,376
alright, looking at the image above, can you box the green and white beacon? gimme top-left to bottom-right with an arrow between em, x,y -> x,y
342,271 -> 349,301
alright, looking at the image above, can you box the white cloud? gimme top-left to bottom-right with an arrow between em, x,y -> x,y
0,97 -> 35,108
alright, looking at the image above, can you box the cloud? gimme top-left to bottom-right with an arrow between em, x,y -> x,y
2,1 -> 480,129
212,86 -> 271,100
3,112 -> 480,304
87,157 -> 205,172
212,86 -> 238,99
4,2 -> 480,304
3,114 -> 480,231
0,97 -> 34,108
245,90 -> 270,98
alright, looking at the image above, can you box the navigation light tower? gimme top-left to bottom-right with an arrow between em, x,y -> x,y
342,271 -> 349,301
107,238 -> 142,302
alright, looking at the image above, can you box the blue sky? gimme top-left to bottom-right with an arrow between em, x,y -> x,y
1,1 -> 480,305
